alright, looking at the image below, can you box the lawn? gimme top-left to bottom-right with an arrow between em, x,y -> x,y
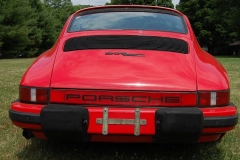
0,57 -> 239,160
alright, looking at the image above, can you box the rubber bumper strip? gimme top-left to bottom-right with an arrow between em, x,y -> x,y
9,109 -> 238,128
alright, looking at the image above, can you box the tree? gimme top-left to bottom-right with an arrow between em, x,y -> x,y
0,0 -> 89,58
43,0 -> 75,39
106,0 -> 174,8
213,0 -> 240,40
43,0 -> 72,8
177,0 -> 238,54
37,4 -> 60,54
156,0 -> 174,8
0,0 -> 42,58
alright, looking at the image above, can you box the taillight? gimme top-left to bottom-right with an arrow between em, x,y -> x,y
19,86 -> 49,103
198,90 -> 230,107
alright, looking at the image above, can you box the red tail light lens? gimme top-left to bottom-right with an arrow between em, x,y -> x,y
19,86 -> 49,103
198,90 -> 230,107
19,87 -> 31,102
198,92 -> 211,107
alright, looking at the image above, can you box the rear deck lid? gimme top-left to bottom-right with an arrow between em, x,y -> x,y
50,34 -> 196,92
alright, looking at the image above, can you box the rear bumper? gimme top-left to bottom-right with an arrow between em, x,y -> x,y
9,101 -> 238,143
9,109 -> 238,128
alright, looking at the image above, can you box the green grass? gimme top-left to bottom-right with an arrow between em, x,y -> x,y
0,57 -> 239,160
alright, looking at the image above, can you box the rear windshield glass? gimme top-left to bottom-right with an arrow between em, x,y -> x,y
69,12 -> 186,33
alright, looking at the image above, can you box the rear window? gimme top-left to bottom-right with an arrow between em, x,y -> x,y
68,12 -> 186,33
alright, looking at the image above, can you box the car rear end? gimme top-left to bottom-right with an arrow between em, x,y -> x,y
9,5 -> 238,143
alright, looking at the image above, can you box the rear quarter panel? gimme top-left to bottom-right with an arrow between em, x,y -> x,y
194,48 -> 229,91
20,16 -> 74,87
183,15 -> 229,91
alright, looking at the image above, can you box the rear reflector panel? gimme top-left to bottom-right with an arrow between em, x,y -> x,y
216,91 -> 230,106
36,89 -> 48,103
50,89 -> 197,107
19,87 -> 31,102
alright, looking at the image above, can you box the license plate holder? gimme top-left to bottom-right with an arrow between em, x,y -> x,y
96,108 -> 147,136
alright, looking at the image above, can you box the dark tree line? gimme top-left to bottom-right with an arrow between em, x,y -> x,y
0,0 -> 239,58
0,0 -> 89,58
106,0 -> 174,8
177,0 -> 239,55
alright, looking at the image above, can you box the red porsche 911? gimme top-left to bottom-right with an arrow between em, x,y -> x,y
9,5 -> 238,143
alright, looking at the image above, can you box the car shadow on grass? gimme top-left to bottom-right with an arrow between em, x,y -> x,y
16,138 -> 224,160
215,56 -> 240,58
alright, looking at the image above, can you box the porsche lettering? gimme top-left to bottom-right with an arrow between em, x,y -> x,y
66,94 -> 180,103
105,52 -> 145,57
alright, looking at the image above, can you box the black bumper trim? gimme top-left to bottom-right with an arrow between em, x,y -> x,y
229,102 -> 237,108
9,107 -> 238,128
204,114 -> 238,127
154,107 -> 204,143
9,109 -> 41,124
40,104 -> 90,141
12,99 -> 20,103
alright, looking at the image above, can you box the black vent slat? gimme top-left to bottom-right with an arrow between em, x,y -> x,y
64,35 -> 188,54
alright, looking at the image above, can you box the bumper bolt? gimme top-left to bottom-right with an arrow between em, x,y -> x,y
82,117 -> 88,129
156,120 -> 161,129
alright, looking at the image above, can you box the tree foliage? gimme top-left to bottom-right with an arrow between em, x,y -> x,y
177,0 -> 239,54
1,0 -> 239,57
0,0 -> 42,58
0,0 -> 89,58
106,0 -> 174,8
214,0 -> 240,40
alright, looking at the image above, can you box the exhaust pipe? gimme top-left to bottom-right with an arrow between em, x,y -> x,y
22,129 -> 35,139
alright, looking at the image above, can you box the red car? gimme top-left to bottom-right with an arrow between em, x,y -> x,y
9,5 -> 238,143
